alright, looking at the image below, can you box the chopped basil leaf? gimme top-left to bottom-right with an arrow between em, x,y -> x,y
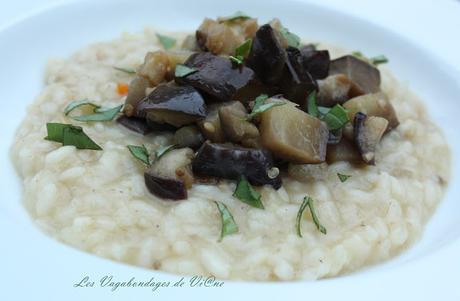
351,51 -> 364,59
113,66 -> 136,74
235,39 -> 252,58
371,55 -> 389,65
64,100 -> 100,116
229,55 -> 244,65
321,104 -> 349,130
45,123 -> 102,150
296,196 -> 327,237
71,104 -> 123,122
337,173 -> 352,182
307,91 -> 319,118
127,145 -> 150,165
280,26 -> 300,48
156,33 -> 176,50
175,64 -> 198,78
233,176 -> 264,209
317,106 -> 331,116
220,11 -> 251,22
154,144 -> 175,160
214,201 -> 239,241
246,94 -> 285,120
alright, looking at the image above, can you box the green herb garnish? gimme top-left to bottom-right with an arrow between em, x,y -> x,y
154,144 -> 175,160
337,173 -> 352,182
45,123 -> 102,150
127,145 -> 150,165
70,104 -> 123,122
229,39 -> 253,65
175,64 -> 198,78
370,55 -> 389,65
296,196 -> 327,237
220,11 -> 251,22
280,26 -> 300,48
64,100 -> 100,116
233,176 -> 264,209
156,33 -> 176,50
246,94 -> 285,120
229,55 -> 244,65
317,106 -> 331,116
214,201 -> 239,241
307,91 -> 319,118
321,104 -> 349,130
113,66 -> 136,74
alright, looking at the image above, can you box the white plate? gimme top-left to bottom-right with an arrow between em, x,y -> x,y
1,0 -> 460,300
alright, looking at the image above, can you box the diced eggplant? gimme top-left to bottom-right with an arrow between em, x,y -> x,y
326,138 -> 363,164
165,50 -> 194,71
197,103 -> 227,143
259,99 -> 329,164
328,129 -> 343,145
136,82 -> 207,127
218,101 -> 260,143
144,148 -> 194,200
280,47 -> 318,108
137,51 -> 171,86
124,76 -> 151,117
116,115 -> 152,135
181,35 -> 200,51
342,92 -> 399,130
317,74 -> 364,107
288,162 -> 328,182
246,24 -> 287,85
173,125 -> 205,150
329,55 -> 381,93
176,52 -> 255,101
192,141 -> 282,189
299,46 -> 330,80
353,113 -> 388,165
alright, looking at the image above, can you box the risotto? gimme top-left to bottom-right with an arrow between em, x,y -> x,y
11,15 -> 450,280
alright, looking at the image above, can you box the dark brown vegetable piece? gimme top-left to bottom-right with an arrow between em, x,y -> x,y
192,141 -> 282,189
353,112 -> 388,165
317,74 -> 364,107
176,52 -> 255,101
116,115 -> 152,135
136,82 -> 207,127
326,138 -> 363,164
218,101 -> 260,144
246,24 -> 287,85
299,46 -> 330,80
144,175 -> 187,200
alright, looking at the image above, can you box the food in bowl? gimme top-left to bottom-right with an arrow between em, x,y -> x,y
11,12 -> 450,280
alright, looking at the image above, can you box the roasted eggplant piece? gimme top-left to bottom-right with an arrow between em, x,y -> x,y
329,55 -> 381,94
137,51 -> 171,86
124,76 -> 151,117
197,103 -> 227,143
299,46 -> 330,80
353,113 -> 388,165
144,148 -> 194,200
176,52 -> 254,101
317,74 -> 364,107
218,101 -> 260,144
288,162 -> 328,182
192,141 -> 282,188
326,138 -> 362,164
280,47 -> 318,108
259,99 -> 329,164
116,115 -> 152,135
328,129 -> 343,145
342,92 -> 399,130
136,82 -> 207,127
173,125 -> 205,150
246,24 -> 287,85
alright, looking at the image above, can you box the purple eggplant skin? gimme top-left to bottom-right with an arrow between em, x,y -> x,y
176,52 -> 255,102
116,115 -> 152,135
299,46 -> 330,80
246,24 -> 287,85
192,141 -> 282,189
328,129 -> 343,145
144,173 -> 187,200
280,47 -> 318,109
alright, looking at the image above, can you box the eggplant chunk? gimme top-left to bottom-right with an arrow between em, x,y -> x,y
317,74 -> 364,107
197,103 -> 227,143
247,24 -> 287,85
326,138 -> 362,164
173,125 -> 205,150
176,52 -> 255,101
259,99 -> 329,164
137,51 -> 171,86
280,47 -> 318,108
192,141 -> 282,188
342,92 -> 399,130
136,83 -> 207,127
288,162 -> 328,182
329,55 -> 381,93
144,148 -> 194,200
124,76 -> 151,117
116,115 -> 152,135
299,46 -> 330,80
354,113 -> 388,165
218,101 -> 260,144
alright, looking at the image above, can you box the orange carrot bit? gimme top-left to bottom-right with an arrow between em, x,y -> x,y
117,83 -> 129,96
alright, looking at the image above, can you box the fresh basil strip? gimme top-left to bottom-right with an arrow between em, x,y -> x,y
214,201 -> 239,241
64,100 -> 100,116
113,66 -> 136,74
45,123 -> 102,150
175,64 -> 198,78
127,145 -> 150,165
154,144 -> 175,160
235,39 -> 252,58
337,173 -> 352,182
280,26 -> 300,48
321,104 -> 349,130
307,91 -> 319,118
156,33 -> 176,50
296,196 -> 327,237
229,55 -> 244,65
247,94 -> 285,120
220,11 -> 251,22
371,55 -> 389,65
71,104 -> 123,122
233,176 -> 264,209
317,106 -> 331,116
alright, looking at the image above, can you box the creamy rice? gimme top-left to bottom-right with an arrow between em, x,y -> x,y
11,28 -> 450,280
